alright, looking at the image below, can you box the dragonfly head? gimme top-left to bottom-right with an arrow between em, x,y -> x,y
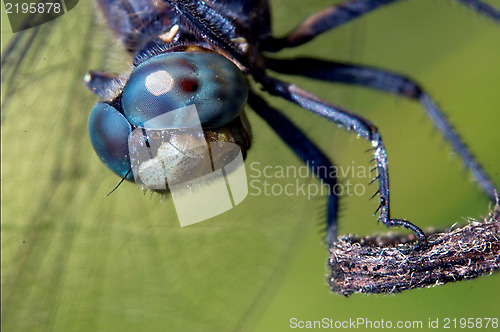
88,50 -> 251,192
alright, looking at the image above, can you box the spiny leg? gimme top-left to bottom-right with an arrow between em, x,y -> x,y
265,57 -> 498,200
248,90 -> 340,244
252,70 -> 426,243
265,0 -> 499,52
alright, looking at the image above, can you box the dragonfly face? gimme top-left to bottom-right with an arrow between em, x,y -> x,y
87,0 -> 268,190
88,50 -> 250,185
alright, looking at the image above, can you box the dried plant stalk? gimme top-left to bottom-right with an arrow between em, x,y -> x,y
328,205 -> 500,296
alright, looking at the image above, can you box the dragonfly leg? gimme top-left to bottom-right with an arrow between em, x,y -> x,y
264,0 -> 499,52
265,57 -> 499,201
248,90 -> 340,244
253,71 -> 426,244
264,0 -> 399,52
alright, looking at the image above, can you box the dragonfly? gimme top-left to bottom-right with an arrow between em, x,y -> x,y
2,0 -> 499,330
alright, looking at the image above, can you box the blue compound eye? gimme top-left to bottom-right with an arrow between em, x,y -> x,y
88,102 -> 134,181
121,52 -> 248,129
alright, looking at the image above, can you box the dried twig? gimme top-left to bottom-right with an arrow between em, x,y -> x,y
328,205 -> 500,296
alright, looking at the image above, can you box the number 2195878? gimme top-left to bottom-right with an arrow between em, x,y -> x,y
5,2 -> 61,14
442,317 -> 498,329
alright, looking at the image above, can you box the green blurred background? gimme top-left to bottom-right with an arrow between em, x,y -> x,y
2,0 -> 499,331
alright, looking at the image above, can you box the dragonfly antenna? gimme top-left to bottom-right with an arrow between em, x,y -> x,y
106,169 -> 132,197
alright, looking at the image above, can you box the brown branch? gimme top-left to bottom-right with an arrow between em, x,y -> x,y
328,205 -> 500,296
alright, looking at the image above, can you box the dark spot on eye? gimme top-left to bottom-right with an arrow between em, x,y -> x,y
177,58 -> 197,71
179,78 -> 199,93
